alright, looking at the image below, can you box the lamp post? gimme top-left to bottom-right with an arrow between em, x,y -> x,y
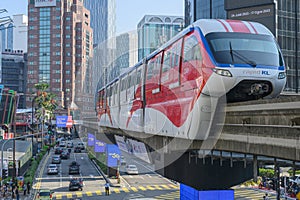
31,96 -> 38,155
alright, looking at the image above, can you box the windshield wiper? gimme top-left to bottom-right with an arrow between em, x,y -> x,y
229,42 -> 257,67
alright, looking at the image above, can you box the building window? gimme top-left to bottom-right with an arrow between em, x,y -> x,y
66,61 -> 70,65
66,16 -> 71,21
55,52 -> 61,56
55,61 -> 61,65
66,79 -> 70,83
66,52 -> 71,56
66,26 -> 71,30
66,43 -> 71,47
66,35 -> 71,39
55,43 -> 61,47
66,70 -> 71,74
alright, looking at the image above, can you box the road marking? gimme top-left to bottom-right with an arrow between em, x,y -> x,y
86,191 -> 93,196
96,190 -> 102,195
55,194 -> 62,199
66,193 -> 72,198
138,186 -> 147,191
168,184 -> 179,189
114,188 -> 121,193
146,185 -> 155,190
76,191 -> 82,197
154,185 -> 163,190
122,187 -> 130,193
161,184 -> 171,189
130,186 -> 138,192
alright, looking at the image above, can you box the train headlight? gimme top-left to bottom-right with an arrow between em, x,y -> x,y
278,72 -> 286,79
212,68 -> 232,77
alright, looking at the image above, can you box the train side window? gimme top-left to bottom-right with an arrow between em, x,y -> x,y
162,50 -> 171,73
147,59 -> 154,80
183,35 -> 202,63
136,70 -> 141,85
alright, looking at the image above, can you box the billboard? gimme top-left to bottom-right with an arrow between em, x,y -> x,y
56,116 -> 68,127
227,4 -> 275,35
88,133 -> 95,146
35,0 -> 56,7
94,140 -> 106,153
106,144 -> 120,167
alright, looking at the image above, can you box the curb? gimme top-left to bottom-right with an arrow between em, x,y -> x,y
89,158 -> 120,188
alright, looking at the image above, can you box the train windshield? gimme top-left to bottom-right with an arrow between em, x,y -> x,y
206,32 -> 284,67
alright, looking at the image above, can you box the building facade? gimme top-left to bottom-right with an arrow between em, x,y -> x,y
84,0 -> 116,47
137,15 -> 184,61
1,50 -> 27,108
0,15 -> 28,53
27,0 -> 93,117
185,0 -> 299,93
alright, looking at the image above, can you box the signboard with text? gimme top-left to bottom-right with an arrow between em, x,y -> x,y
94,140 -> 106,153
106,144 -> 120,167
88,133 -> 95,146
35,0 -> 56,7
56,116 -> 68,127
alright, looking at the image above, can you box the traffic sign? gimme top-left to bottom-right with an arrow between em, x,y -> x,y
56,116 -> 68,127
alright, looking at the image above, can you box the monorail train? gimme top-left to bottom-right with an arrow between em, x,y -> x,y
96,19 -> 286,140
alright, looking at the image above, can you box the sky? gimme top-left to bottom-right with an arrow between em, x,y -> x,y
0,0 -> 184,35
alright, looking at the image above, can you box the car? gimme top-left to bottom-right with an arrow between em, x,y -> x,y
37,189 -> 54,200
69,161 -> 80,174
126,165 -> 139,175
67,141 -> 73,148
69,178 -> 83,191
74,146 -> 81,153
77,142 -> 85,150
47,164 -> 58,175
60,150 -> 70,159
54,147 -> 63,154
59,141 -> 66,148
51,155 -> 61,164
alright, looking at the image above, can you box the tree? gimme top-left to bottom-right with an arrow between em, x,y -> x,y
34,83 -> 58,124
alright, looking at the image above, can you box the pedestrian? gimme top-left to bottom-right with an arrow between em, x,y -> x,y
105,182 -> 110,196
15,187 -> 19,200
27,182 -> 31,195
23,183 -> 27,195
47,147 -> 50,154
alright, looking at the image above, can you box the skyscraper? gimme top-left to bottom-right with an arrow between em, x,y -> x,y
27,0 -> 93,116
84,0 -> 116,47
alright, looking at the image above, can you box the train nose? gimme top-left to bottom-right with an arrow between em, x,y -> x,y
249,83 -> 270,95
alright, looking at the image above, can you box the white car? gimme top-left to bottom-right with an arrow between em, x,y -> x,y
126,165 -> 139,175
47,164 -> 58,175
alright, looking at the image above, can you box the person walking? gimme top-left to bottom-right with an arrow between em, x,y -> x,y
15,187 -> 19,200
27,182 -> 31,195
105,182 -> 110,196
22,183 -> 27,196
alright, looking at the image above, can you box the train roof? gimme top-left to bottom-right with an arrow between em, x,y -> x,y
193,19 -> 273,37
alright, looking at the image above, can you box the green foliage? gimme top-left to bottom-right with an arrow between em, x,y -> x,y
87,150 -> 107,174
259,168 -> 275,178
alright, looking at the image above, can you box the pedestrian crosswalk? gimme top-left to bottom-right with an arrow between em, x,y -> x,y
53,184 -> 179,199
154,190 -> 180,200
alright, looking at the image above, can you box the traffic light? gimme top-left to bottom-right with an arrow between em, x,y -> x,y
2,169 -> 8,179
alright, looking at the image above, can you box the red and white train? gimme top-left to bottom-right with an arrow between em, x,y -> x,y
96,19 -> 286,140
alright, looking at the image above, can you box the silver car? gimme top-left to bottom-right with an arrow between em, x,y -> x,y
47,164 -> 58,175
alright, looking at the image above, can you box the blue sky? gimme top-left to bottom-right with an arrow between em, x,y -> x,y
0,0 -> 184,34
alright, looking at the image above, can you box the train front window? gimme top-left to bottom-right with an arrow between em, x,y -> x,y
206,32 -> 284,67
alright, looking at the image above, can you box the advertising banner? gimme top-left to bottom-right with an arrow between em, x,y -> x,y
114,135 -> 128,153
88,133 -> 95,146
56,116 -> 68,127
35,0 -> 56,7
94,140 -> 106,153
106,144 -> 120,167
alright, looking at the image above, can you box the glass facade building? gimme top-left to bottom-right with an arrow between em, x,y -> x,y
137,15 -> 184,61
84,0 -> 116,47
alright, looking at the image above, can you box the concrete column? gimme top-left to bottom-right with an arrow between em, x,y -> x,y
253,155 -> 258,182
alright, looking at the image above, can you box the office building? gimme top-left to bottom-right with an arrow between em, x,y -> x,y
84,0 -> 116,47
0,14 -> 28,53
185,0 -> 299,92
27,0 -> 93,117
1,50 -> 27,108
137,15 -> 184,61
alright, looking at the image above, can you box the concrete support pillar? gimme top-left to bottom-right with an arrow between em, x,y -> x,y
253,155 -> 258,182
